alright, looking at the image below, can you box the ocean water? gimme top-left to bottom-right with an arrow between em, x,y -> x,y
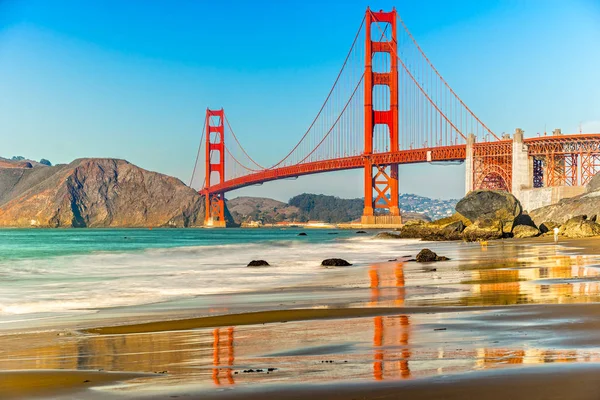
0,229 -> 417,326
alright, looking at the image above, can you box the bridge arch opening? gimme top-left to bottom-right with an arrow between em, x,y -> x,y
208,115 -> 222,127
209,150 -> 221,164
372,85 -> 391,111
370,22 -> 392,42
372,52 -> 391,73
209,171 -> 221,184
373,124 -> 391,153
209,131 -> 222,144
478,172 -> 509,192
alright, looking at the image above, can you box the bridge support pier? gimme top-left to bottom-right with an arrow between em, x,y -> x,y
511,129 -> 532,194
361,8 -> 402,227
465,134 -> 475,194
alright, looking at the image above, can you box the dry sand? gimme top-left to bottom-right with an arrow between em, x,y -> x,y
3,237 -> 600,399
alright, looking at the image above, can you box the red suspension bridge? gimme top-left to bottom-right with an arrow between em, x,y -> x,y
190,7 -> 600,227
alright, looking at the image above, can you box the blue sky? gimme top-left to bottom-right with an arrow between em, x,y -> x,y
1,0 -> 599,201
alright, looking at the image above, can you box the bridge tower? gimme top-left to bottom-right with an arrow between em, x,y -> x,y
362,8 -> 401,226
205,108 -> 227,227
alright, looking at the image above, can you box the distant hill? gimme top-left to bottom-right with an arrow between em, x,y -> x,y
226,193 -> 440,224
227,197 -> 300,224
0,158 -> 235,228
289,193 -> 363,223
399,193 -> 458,220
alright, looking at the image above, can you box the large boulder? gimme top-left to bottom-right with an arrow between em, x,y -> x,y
462,219 -> 504,242
559,216 -> 600,238
512,225 -> 540,238
456,190 -> 522,233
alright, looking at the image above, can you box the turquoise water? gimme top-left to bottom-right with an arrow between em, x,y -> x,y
0,228 -> 355,261
0,228 -> 413,326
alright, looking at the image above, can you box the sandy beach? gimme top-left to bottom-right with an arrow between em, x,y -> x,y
3,235 -> 600,399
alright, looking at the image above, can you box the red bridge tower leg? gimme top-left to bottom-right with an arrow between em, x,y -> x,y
362,8 -> 401,226
205,109 -> 227,227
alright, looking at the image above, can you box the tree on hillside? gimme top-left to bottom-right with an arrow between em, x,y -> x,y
11,156 -> 25,161
39,159 -> 52,166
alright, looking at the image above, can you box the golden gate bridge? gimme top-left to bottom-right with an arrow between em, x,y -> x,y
190,7 -> 600,227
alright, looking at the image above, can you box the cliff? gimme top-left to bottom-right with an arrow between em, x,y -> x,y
0,158 -> 232,228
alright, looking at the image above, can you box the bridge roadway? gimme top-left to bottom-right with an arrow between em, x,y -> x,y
201,145 -> 467,195
201,133 -> 600,197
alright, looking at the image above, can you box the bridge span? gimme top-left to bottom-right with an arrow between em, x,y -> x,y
192,8 -> 600,227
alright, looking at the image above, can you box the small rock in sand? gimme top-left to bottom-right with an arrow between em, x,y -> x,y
321,258 -> 352,267
247,260 -> 270,267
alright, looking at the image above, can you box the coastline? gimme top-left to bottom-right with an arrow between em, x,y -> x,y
3,235 -> 600,398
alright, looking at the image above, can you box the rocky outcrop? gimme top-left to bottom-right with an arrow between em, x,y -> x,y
512,225 -> 540,238
539,221 -> 561,234
559,216 -> 600,238
321,258 -> 352,267
397,214 -> 469,241
375,232 -> 402,239
397,190 -> 526,242
530,193 -> 600,226
456,190 -> 521,234
0,158 -> 236,228
462,219 -> 504,241
586,173 -> 600,193
530,174 -> 600,225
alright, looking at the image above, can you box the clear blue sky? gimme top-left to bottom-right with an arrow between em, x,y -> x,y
1,0 -> 599,201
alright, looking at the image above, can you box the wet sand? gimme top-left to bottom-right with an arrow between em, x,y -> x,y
139,363 -> 600,400
4,236 -> 600,398
0,370 -> 152,399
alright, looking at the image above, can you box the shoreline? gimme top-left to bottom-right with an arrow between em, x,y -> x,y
3,236 -> 600,398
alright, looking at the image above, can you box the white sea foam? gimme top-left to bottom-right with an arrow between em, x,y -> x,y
0,236 -> 420,317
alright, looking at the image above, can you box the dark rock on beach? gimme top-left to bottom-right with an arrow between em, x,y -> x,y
298,232 -> 308,236
321,258 -> 352,267
247,260 -> 270,267
415,249 -> 449,263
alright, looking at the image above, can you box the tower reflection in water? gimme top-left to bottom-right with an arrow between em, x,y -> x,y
370,262 -> 411,381
212,327 -> 235,385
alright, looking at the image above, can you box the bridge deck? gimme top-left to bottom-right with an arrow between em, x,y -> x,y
202,145 -> 466,195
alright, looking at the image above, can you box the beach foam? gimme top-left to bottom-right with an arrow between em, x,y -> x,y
0,230 -> 420,318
